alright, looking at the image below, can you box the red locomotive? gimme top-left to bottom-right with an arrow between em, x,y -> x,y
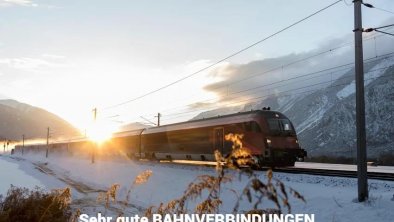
14,109 -> 307,167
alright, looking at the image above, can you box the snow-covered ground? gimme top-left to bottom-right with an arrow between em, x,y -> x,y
1,154 -> 394,222
0,155 -> 45,194
295,162 -> 394,174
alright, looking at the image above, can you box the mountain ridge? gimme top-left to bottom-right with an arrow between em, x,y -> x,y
0,99 -> 81,141
191,56 -> 394,158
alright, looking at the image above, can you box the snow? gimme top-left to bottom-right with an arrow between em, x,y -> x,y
0,155 -> 45,194
297,95 -> 330,134
296,162 -> 394,174
365,57 -> 394,85
278,95 -> 300,114
1,153 -> 394,221
336,57 -> 394,100
336,81 -> 355,99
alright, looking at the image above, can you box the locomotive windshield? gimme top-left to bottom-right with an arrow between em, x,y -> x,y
267,119 -> 295,136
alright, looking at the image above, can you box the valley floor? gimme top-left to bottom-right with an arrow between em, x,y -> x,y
1,154 -> 394,222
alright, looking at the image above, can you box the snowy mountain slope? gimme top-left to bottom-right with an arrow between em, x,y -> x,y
296,57 -> 394,157
190,56 -> 394,158
0,99 -> 80,140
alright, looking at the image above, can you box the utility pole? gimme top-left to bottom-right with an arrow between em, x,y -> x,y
354,0 -> 368,202
22,134 -> 24,155
156,113 -> 161,126
92,108 -> 97,121
92,108 -> 97,164
46,127 -> 50,158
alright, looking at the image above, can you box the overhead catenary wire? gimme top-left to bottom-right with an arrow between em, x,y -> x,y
159,64 -> 394,123
373,7 -> 394,15
362,2 -> 394,15
102,0 -> 343,110
373,30 -> 394,37
51,59 -> 394,141
162,74 -> 394,123
161,68 -> 394,123
120,62 -> 388,125
141,51 -> 394,119
156,51 -> 394,120
158,65 -> 354,117
67,36 -> 392,137
128,29 -> 393,119
364,24 -> 394,36
84,0 -> 392,132
71,64 -> 391,131
361,2 -> 394,36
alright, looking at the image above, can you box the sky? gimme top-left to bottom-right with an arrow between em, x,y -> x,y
0,0 -> 393,137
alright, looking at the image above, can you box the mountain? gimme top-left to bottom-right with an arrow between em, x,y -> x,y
192,56 -> 394,158
275,56 -> 394,158
0,99 -> 81,141
118,122 -> 150,131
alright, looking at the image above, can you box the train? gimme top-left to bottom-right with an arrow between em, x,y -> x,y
13,109 -> 307,167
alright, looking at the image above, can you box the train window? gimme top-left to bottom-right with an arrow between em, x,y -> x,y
243,121 -> 261,132
252,122 -> 262,132
268,119 -> 295,135
282,119 -> 291,131
267,119 -> 281,131
244,122 -> 252,131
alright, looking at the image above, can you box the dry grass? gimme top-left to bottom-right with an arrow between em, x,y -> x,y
141,133 -> 306,217
79,133 -> 305,218
97,184 -> 120,209
0,186 -> 72,222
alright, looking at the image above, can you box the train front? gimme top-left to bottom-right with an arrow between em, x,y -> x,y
255,110 -> 307,166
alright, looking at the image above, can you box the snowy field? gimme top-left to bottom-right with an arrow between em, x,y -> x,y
295,162 -> 394,173
1,154 -> 394,222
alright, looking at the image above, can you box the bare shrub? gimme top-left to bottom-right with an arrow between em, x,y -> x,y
96,170 -> 153,217
97,184 -> 120,208
144,138 -> 306,217
0,186 -> 72,222
95,134 -> 305,217
233,169 -> 305,214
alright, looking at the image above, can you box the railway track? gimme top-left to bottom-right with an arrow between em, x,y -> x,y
272,167 -> 394,181
159,160 -> 394,181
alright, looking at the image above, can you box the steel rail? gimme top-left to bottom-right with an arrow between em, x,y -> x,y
156,160 -> 394,181
271,167 -> 394,181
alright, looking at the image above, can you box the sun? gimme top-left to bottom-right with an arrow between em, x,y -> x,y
87,121 -> 116,143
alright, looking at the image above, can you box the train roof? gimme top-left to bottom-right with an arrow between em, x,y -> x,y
14,110 -> 289,146
69,110 -> 288,140
112,129 -> 145,138
141,110 -> 288,134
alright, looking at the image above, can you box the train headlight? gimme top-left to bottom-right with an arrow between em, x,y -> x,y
266,138 -> 272,147
295,139 -> 298,144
